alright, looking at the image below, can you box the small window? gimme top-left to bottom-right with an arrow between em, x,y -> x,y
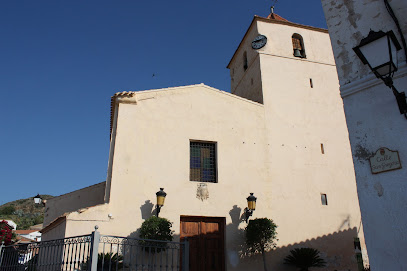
292,34 -> 306,58
321,143 -> 325,154
190,141 -> 217,183
310,78 -> 313,88
243,51 -> 248,71
321,194 -> 328,205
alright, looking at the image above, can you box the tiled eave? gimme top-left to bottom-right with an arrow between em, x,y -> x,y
110,91 -> 136,137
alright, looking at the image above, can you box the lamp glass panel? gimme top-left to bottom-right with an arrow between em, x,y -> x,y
157,196 -> 165,206
248,201 -> 256,210
359,35 -> 391,70
34,198 -> 41,204
375,62 -> 397,77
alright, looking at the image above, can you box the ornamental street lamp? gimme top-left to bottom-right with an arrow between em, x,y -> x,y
353,30 -> 407,118
245,193 -> 257,223
156,188 -> 167,217
33,194 -> 42,205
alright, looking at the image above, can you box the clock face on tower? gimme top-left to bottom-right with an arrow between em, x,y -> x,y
251,35 -> 267,50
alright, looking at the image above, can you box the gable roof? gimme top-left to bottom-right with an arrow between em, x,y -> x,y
266,13 -> 289,21
109,84 -> 263,136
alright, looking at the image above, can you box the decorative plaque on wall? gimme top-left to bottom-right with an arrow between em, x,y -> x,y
369,147 -> 402,174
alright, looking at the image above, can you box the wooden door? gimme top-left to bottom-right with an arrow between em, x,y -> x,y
180,216 -> 225,271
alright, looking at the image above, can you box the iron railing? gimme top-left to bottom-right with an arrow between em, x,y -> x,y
0,229 -> 189,271
98,235 -> 188,271
0,234 -> 92,271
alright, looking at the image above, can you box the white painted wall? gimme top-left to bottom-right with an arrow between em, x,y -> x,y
228,17 -> 365,270
43,16 -> 365,271
322,0 -> 407,270
1,220 -> 17,230
44,182 -> 105,226
20,231 -> 42,242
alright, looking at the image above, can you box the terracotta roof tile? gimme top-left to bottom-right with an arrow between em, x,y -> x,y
266,13 -> 289,22
110,91 -> 136,137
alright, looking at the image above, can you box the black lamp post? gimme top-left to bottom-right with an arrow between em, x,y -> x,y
353,30 -> 407,118
156,188 -> 167,217
33,194 -> 42,205
245,193 -> 257,223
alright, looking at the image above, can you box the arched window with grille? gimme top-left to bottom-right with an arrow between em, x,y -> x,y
292,34 -> 306,58
243,51 -> 248,71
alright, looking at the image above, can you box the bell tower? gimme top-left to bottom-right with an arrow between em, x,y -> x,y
227,10 -> 367,267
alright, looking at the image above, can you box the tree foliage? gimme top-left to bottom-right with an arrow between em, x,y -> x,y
245,218 -> 278,271
284,247 -> 327,271
245,218 -> 278,254
0,206 -> 16,215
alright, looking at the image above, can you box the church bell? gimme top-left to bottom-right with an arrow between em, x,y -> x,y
294,48 -> 302,57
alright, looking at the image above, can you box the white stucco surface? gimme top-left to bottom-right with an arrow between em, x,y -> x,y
322,0 -> 407,270
43,16 -> 366,271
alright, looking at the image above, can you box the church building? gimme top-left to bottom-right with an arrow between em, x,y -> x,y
41,11 -> 366,271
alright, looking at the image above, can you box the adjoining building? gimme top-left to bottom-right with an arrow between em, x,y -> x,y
14,230 -> 42,243
41,11 -> 366,271
0,220 -> 17,230
321,0 -> 407,270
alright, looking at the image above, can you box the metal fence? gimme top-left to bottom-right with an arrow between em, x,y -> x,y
0,228 -> 189,271
0,234 -> 92,271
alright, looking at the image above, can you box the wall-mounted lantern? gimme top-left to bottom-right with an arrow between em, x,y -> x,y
353,30 -> 407,118
156,188 -> 167,217
245,193 -> 257,223
33,194 -> 42,205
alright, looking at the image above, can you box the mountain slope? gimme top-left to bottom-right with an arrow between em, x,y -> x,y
0,195 -> 53,230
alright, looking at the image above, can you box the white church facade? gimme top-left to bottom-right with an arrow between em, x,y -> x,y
41,12 -> 366,271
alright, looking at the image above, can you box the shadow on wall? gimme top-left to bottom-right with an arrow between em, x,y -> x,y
226,205 -> 359,271
140,200 -> 155,220
130,202 -> 360,271
233,228 -> 359,271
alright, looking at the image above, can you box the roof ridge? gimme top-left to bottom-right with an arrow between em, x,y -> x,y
266,12 -> 289,22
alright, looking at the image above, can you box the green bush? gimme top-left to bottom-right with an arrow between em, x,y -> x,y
82,252 -> 123,271
97,252 -> 123,271
139,216 -> 174,253
0,206 -> 16,215
139,216 -> 173,241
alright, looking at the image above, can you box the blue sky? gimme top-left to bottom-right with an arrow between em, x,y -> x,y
0,1 -> 328,204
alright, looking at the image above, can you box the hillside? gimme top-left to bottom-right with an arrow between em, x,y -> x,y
0,195 -> 53,230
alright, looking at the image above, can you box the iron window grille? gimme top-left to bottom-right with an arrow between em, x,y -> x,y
190,141 -> 217,183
